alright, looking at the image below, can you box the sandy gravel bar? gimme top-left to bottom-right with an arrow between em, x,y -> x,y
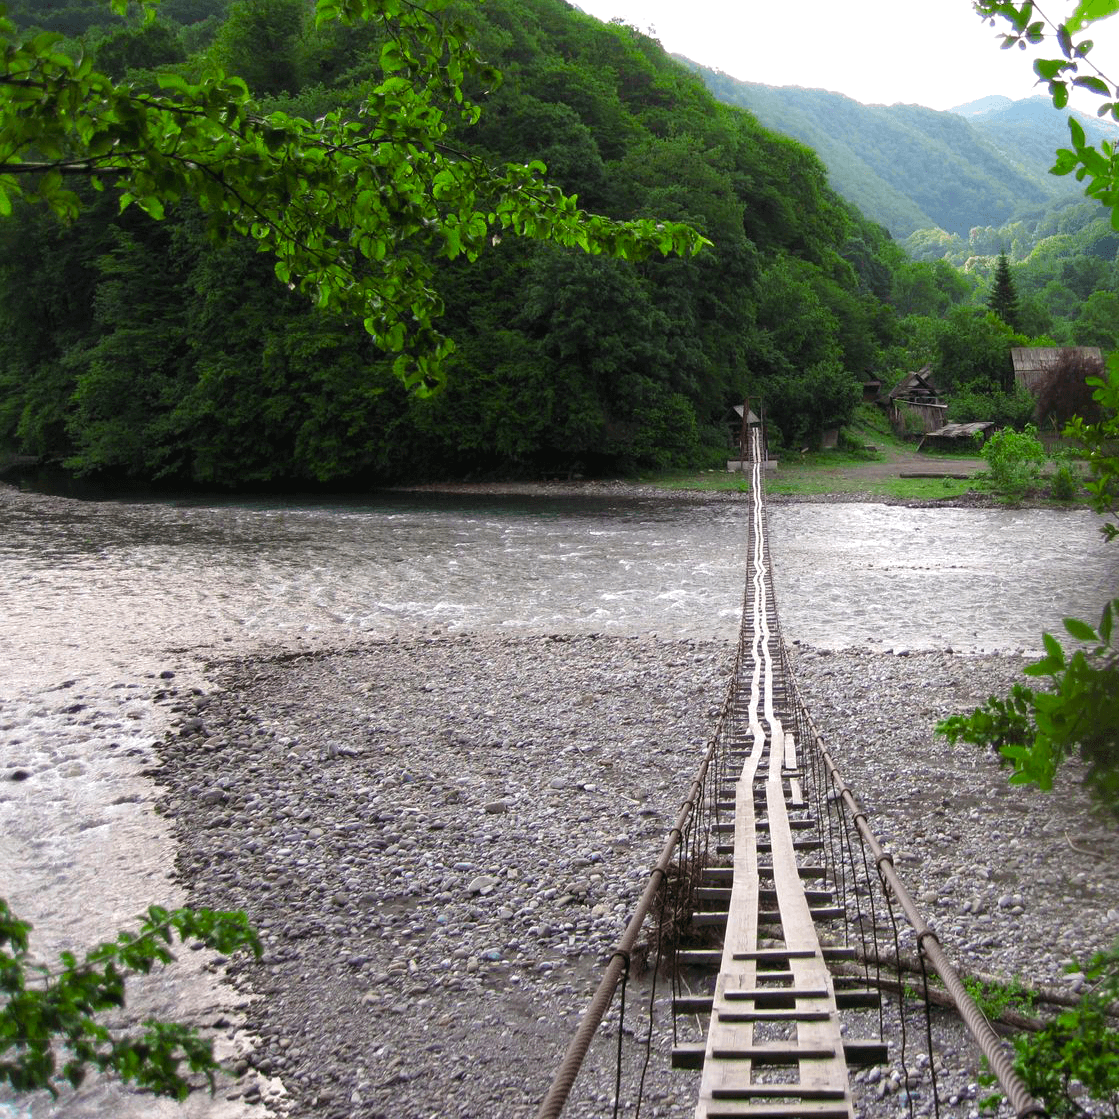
151,635 -> 1118,1119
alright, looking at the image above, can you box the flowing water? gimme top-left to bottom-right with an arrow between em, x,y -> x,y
0,481 -> 1114,1117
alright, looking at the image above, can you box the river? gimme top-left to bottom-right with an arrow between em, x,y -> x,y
0,482 -> 1114,1117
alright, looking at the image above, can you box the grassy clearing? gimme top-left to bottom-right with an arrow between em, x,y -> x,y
639,469 -> 753,494
765,466 -> 973,501
638,407 -> 1091,505
640,460 -> 977,501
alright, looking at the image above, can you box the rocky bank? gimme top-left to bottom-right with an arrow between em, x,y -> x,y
149,634 -> 1119,1119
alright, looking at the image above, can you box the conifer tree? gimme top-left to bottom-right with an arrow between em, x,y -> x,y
987,250 -> 1021,333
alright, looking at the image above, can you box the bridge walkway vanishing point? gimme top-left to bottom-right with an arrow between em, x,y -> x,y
535,428 -> 1046,1119
680,434 -> 863,1118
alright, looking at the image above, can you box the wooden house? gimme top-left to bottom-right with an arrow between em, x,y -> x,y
1011,346 -> 1104,395
887,365 -> 947,434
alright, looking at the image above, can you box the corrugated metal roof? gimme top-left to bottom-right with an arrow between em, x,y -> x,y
926,422 -> 994,437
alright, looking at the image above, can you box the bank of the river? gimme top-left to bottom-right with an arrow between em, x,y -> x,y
2,479 -> 1113,1119
150,635 -> 1117,1119
393,475 -> 1008,509
386,447 -> 1071,511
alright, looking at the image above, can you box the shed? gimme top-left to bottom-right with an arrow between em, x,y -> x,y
1011,346 -> 1104,395
728,403 -> 762,453
889,364 -> 943,405
727,403 -> 775,472
917,421 -> 994,451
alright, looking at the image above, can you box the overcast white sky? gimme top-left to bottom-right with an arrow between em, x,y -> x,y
572,0 -> 1118,112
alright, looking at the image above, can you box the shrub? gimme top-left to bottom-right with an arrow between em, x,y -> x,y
1036,348 -> 1107,429
949,380 -> 1037,429
979,423 -> 1046,501
1050,463 -> 1079,502
1011,940 -> 1119,1119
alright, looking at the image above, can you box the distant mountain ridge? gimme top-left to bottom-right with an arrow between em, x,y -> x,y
950,95 -> 1015,117
687,65 -> 1109,241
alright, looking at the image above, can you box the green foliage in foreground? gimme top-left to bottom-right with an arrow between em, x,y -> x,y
980,941 -> 1119,1119
0,0 -> 706,393
1067,361 -> 1119,541
939,361 -> 1119,818
976,1 -> 1119,229
0,898 -> 260,1099
939,599 -> 1119,809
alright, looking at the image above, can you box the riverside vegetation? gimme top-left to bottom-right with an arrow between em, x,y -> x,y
932,7 -> 1119,1107
0,0 -> 1115,487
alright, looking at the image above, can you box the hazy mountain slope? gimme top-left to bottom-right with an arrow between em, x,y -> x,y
963,94 -> 1119,174
690,66 -> 1078,240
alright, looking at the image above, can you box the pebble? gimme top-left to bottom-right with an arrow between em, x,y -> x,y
152,636 -> 1119,1119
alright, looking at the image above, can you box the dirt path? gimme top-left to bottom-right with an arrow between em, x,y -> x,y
823,443 -> 984,483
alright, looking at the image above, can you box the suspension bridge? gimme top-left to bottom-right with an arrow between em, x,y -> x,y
536,427 -> 1046,1119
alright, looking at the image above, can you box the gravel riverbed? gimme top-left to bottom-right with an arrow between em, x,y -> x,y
150,633 -> 1119,1119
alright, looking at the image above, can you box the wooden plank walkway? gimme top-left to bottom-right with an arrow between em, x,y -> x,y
682,443 -> 859,1119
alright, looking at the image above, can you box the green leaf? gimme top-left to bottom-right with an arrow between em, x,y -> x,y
1064,616 -> 1099,642
1042,631 -> 1067,666
1100,600 -> 1115,644
1034,57 -> 1066,80
1073,75 -> 1111,95
1068,0 -> 1119,34
1024,656 -> 1062,676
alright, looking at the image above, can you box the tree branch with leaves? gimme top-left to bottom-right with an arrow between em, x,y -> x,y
0,0 -> 709,391
1,899 -> 261,1099
975,0 -> 1119,227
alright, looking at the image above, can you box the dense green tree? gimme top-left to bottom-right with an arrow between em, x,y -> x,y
987,250 -> 1023,332
891,258 -> 973,317
0,0 -> 909,482
92,18 -> 186,78
209,0 -> 304,96
64,221 -> 194,476
934,307 -> 1024,393
1072,290 -> 1119,349
0,0 -> 706,394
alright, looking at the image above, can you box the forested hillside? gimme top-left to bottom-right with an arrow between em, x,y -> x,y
0,0 -> 915,485
0,0 -> 1072,486
687,69 -> 1119,353
691,68 -> 1079,240
964,95 -> 1119,183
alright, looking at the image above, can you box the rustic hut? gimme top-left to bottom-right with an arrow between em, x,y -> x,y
888,366 -> 947,434
1011,346 -> 1105,395
917,421 -> 994,452
727,404 -> 767,471
889,364 -> 943,405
